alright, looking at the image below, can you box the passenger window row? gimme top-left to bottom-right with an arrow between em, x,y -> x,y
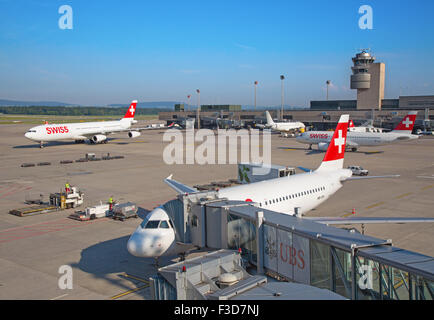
259,186 -> 326,207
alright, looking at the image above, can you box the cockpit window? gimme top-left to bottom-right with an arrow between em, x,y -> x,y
159,221 -> 170,229
144,220 -> 160,229
27,130 -> 36,133
168,220 -> 174,228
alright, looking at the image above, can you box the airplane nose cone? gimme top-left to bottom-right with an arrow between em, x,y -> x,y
25,132 -> 31,139
127,233 -> 143,257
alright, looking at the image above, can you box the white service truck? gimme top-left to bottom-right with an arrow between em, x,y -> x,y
70,202 -> 111,221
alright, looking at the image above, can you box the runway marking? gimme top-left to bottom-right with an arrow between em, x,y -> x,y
395,192 -> 413,199
110,284 -> 149,300
341,212 -> 356,218
121,273 -> 150,284
110,273 -> 150,300
365,202 -> 384,210
421,185 -> 434,191
0,186 -> 32,198
0,217 -> 109,244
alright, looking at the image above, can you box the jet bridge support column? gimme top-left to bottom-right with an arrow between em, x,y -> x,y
256,210 -> 264,275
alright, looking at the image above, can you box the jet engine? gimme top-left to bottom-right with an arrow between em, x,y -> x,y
92,134 -> 107,143
128,131 -> 141,138
318,142 -> 329,151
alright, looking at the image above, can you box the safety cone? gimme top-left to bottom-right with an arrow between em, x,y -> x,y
352,208 -> 356,215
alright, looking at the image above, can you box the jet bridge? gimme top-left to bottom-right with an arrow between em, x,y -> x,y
155,194 -> 434,300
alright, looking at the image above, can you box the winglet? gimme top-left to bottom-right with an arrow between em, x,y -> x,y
164,175 -> 197,194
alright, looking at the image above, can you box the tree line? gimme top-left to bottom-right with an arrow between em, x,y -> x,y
0,106 -> 170,116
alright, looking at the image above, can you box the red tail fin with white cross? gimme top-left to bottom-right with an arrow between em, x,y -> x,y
316,114 -> 349,172
392,111 -> 417,134
123,100 -> 138,119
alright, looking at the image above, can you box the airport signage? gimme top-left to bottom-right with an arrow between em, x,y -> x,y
263,225 -> 310,284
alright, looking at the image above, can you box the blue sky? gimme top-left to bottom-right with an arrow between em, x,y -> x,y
0,0 -> 433,106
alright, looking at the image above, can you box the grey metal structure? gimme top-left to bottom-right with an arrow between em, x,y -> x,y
151,249 -> 266,300
152,193 -> 434,300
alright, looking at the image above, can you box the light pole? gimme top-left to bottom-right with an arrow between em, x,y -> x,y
326,80 -> 331,100
187,95 -> 191,112
280,75 -> 285,121
254,81 -> 258,111
196,89 -> 200,129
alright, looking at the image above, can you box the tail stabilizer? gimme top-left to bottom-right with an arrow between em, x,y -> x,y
265,111 -> 275,126
316,114 -> 349,172
392,111 -> 417,134
349,119 -> 355,128
123,100 -> 138,119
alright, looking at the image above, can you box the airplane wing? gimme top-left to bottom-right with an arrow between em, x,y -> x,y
345,175 -> 400,181
164,175 -> 198,194
307,217 -> 434,225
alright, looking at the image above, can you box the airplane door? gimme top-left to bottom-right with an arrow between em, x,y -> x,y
189,202 -> 205,247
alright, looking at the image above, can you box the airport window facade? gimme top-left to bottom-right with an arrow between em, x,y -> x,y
224,210 -> 433,300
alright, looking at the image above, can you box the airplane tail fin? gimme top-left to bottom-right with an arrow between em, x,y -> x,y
349,119 -> 355,128
391,111 -> 417,134
265,111 -> 275,126
316,114 -> 349,172
123,100 -> 138,119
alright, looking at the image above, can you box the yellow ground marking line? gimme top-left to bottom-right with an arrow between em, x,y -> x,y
121,273 -> 149,284
110,284 -> 149,300
341,212 -> 355,218
421,185 -> 434,191
365,202 -> 384,210
395,192 -> 413,199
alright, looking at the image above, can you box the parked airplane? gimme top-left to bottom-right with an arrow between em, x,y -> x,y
24,100 -> 156,148
126,114 -> 403,259
264,111 -> 305,133
348,119 -> 385,133
296,111 -> 418,152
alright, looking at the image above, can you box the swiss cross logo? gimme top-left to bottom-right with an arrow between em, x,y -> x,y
129,105 -> 135,115
402,117 -> 413,128
334,130 -> 346,154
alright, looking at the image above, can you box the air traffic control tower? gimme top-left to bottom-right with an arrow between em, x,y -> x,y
351,50 -> 385,110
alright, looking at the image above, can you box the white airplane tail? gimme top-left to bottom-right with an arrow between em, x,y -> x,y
265,111 -> 275,126
316,114 -> 349,172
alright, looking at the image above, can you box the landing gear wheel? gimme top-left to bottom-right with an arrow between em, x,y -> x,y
351,147 -> 357,152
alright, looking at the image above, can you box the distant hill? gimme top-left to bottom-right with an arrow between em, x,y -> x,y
0,99 -> 179,109
0,99 -> 75,107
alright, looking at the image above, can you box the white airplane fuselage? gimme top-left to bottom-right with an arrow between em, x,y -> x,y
24,118 -> 134,142
218,168 -> 351,214
296,130 -> 418,148
269,122 -> 305,133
